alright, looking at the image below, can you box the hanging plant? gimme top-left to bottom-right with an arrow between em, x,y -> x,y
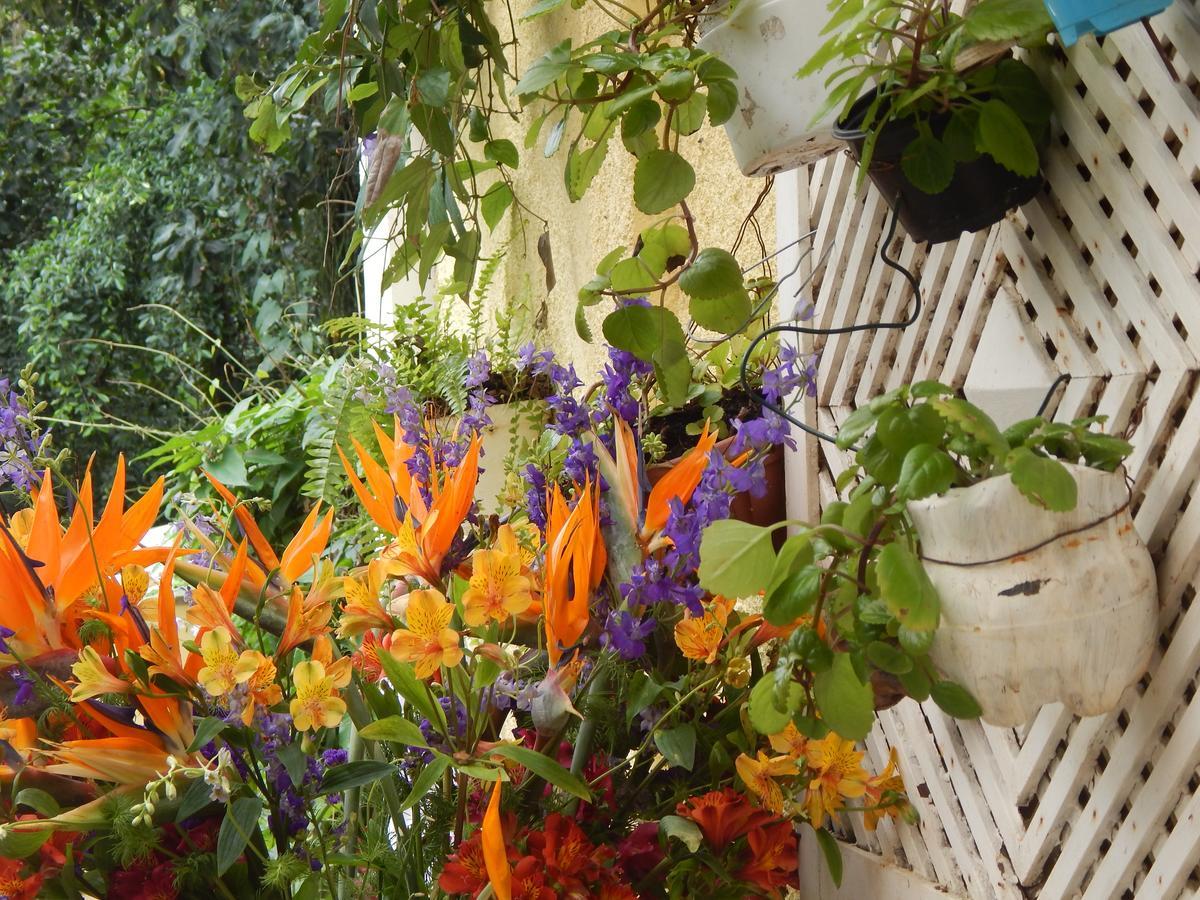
697,0 -> 845,176
802,0 -> 1056,244
699,381 -> 1157,733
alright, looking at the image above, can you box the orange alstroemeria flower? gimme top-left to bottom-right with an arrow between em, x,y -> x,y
736,751 -> 799,814
389,589 -> 463,679
863,747 -> 908,831
803,732 -> 870,826
337,565 -> 394,638
340,419 -> 480,586
542,482 -> 605,667
768,722 -> 808,759
673,596 -> 734,664
462,525 -> 533,628
676,788 -> 777,851
276,583 -> 334,658
738,820 -> 799,895
0,857 -> 42,900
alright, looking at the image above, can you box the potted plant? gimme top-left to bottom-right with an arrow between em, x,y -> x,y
803,0 -> 1055,244
700,381 -> 1157,733
1044,0 -> 1174,46
697,0 -> 845,176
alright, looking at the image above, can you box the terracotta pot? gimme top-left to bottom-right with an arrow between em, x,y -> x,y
648,436 -> 787,541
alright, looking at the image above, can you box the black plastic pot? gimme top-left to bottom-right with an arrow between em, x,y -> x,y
833,90 -> 1044,245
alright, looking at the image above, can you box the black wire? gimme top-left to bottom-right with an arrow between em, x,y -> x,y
1036,373 -> 1071,418
740,205 -> 922,447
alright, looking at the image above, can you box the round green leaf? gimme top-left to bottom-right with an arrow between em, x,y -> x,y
977,99 -> 1039,177
902,133 -> 955,195
1007,448 -> 1077,511
813,653 -> 875,741
765,565 -> 823,626
679,247 -> 744,299
656,69 -> 695,102
930,680 -> 983,719
699,519 -> 777,598
897,444 -> 956,501
633,149 -> 695,214
689,290 -> 752,334
749,673 -> 802,735
601,304 -> 685,362
866,641 -> 914,675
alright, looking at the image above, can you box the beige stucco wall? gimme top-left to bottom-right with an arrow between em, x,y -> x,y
371,1 -> 775,380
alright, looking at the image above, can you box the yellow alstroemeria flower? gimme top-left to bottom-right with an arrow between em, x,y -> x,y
735,751 -> 799,814
197,627 -> 241,697
389,589 -> 463,679
768,722 -> 808,759
863,748 -> 908,831
69,646 -> 132,702
233,650 -> 283,726
803,732 -> 870,825
337,566 -> 393,638
289,659 -> 347,732
462,525 -> 533,627
673,596 -> 734,664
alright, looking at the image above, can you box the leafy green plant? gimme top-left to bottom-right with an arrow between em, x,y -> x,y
699,382 -> 1133,740
801,0 -> 1055,193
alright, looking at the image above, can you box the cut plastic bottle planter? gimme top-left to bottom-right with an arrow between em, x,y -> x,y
698,0 -> 841,177
909,465 -> 1158,727
1045,0 -> 1174,46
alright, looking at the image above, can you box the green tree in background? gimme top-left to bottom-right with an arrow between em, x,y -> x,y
0,0 -> 359,486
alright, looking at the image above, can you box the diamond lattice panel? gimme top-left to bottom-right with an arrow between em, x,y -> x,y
793,5 -> 1200,898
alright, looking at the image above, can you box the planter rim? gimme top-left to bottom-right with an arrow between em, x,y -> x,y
911,461 -> 1127,509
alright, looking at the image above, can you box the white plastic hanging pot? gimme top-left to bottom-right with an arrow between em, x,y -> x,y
435,403 -> 541,515
907,464 -> 1157,727
698,0 -> 841,177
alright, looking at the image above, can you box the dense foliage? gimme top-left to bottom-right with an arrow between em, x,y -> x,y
0,1 -> 358,484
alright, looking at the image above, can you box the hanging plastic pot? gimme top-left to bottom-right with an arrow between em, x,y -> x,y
907,465 -> 1158,727
698,0 -> 842,177
833,89 -> 1044,245
1045,0 -> 1174,46
435,403 -> 542,515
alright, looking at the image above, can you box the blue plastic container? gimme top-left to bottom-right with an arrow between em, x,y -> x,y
1045,0 -> 1174,46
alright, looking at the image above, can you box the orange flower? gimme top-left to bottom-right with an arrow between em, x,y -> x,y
482,779 -> 512,900
542,482 -> 605,667
351,631 -> 387,683
0,460 -> 166,660
768,722 -> 807,759
337,567 -> 393,638
803,732 -> 870,825
388,589 -> 463,679
462,525 -> 533,627
736,751 -> 799,814
738,820 -> 799,895
341,420 -> 479,585
233,650 -> 282,726
276,584 -> 334,657
863,747 -> 908,831
673,596 -> 733,663
676,788 -> 776,851
0,858 -> 42,900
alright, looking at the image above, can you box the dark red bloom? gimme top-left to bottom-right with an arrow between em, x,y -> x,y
109,861 -> 178,900
616,821 -> 663,882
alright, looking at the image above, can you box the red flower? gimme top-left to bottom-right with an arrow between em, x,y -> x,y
616,821 -> 663,882
596,875 -> 639,899
738,821 -> 799,896
438,832 -> 489,897
0,858 -> 42,900
526,813 -> 609,892
351,631 -> 386,683
109,861 -> 178,900
676,788 -> 776,850
511,856 -> 555,900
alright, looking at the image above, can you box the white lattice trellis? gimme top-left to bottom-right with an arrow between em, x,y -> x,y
779,3 -> 1200,897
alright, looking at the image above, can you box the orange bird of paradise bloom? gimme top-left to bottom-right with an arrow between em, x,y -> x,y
595,416 -> 718,551
0,458 -> 167,662
542,480 -> 606,667
339,417 -> 480,587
